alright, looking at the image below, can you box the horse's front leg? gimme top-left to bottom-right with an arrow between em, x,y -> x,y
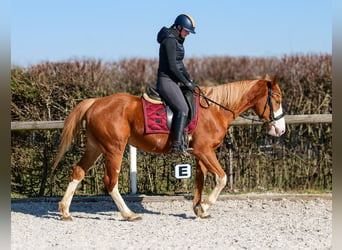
104,154 -> 141,221
193,153 -> 227,218
193,160 -> 207,217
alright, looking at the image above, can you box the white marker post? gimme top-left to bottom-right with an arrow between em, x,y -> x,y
129,145 -> 137,194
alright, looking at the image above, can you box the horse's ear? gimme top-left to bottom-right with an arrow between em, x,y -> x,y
272,75 -> 278,84
264,74 -> 271,81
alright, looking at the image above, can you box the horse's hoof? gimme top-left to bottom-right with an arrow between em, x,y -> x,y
194,205 -> 211,219
125,213 -> 142,221
194,205 -> 204,217
128,215 -> 142,221
60,216 -> 73,221
199,214 -> 212,219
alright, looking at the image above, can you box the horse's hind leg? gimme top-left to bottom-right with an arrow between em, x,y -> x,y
103,152 -> 142,221
59,140 -> 101,221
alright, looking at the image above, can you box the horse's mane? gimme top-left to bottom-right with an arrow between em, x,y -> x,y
200,80 -> 259,109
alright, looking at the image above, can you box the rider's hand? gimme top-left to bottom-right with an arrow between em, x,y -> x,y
183,81 -> 196,92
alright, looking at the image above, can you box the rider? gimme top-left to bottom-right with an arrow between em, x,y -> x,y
156,14 -> 196,154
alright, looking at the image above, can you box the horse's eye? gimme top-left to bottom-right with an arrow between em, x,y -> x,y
275,100 -> 281,105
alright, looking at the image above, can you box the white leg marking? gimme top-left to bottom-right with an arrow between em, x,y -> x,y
59,179 -> 80,218
207,174 -> 227,204
109,183 -> 137,219
200,174 -> 227,216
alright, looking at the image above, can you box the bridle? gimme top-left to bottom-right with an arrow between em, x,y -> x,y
197,81 -> 285,124
240,81 -> 285,124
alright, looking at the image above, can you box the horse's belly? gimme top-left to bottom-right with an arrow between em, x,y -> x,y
128,134 -> 171,153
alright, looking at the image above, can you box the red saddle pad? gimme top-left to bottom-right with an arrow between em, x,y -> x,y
141,96 -> 199,134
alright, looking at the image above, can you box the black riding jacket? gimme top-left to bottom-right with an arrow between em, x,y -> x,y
157,27 -> 192,85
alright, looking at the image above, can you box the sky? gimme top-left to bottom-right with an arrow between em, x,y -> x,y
11,0 -> 331,67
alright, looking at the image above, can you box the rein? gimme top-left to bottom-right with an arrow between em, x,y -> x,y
195,87 -> 237,119
196,82 -> 285,124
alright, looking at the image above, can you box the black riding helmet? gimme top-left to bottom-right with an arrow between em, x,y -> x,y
174,14 -> 196,34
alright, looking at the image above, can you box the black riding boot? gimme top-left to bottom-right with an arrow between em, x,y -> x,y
171,112 -> 188,154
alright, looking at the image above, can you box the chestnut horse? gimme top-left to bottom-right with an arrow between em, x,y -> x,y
52,75 -> 285,221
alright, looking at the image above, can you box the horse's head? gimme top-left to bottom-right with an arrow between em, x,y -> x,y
254,76 -> 286,137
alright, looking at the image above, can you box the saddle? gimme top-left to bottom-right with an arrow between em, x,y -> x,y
142,83 -> 198,134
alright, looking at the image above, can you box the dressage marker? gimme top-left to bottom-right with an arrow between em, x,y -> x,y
174,164 -> 192,179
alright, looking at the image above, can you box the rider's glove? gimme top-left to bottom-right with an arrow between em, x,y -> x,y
183,81 -> 196,92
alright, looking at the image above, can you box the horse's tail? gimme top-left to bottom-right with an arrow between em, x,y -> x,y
50,98 -> 97,176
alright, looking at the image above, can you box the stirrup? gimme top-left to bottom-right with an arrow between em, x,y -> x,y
172,144 -> 191,156
172,144 -> 186,154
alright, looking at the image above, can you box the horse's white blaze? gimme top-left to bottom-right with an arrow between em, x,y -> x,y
108,183 -> 134,218
267,105 -> 286,137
